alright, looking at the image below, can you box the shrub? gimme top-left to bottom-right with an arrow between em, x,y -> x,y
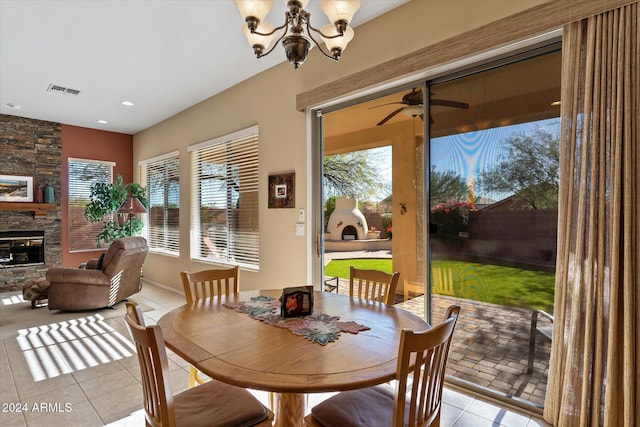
430,200 -> 477,238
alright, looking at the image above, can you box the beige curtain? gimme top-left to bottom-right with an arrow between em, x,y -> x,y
544,3 -> 639,426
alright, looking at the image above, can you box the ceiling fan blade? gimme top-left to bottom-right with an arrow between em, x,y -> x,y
431,98 -> 470,109
369,101 -> 407,110
377,107 -> 405,126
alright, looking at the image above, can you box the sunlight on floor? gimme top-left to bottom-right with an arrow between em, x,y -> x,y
3,294 -> 25,305
16,314 -> 135,382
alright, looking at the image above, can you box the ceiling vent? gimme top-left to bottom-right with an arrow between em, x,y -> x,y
47,84 -> 81,96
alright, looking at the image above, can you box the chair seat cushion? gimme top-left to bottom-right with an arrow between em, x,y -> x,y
310,385 -> 397,427
174,380 -> 269,427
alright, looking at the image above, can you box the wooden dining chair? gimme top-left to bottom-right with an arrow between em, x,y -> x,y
180,266 -> 239,305
180,266 -> 239,387
305,304 -> 461,427
124,302 -> 273,427
349,266 -> 400,305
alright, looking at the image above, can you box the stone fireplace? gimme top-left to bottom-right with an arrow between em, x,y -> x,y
0,114 -> 62,291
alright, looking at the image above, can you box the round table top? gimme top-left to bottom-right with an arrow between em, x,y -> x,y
158,289 -> 429,394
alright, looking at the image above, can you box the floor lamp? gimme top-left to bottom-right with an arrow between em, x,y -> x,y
117,196 -> 147,236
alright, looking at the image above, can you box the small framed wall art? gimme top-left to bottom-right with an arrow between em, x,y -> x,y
0,175 -> 34,202
268,172 -> 295,208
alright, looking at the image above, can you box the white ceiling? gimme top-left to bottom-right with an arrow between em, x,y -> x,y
0,0 -> 405,135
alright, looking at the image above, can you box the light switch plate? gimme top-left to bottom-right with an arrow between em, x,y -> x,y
298,208 -> 305,222
295,223 -> 304,236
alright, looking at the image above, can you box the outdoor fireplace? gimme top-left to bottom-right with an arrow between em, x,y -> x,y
0,230 -> 45,268
326,198 -> 368,240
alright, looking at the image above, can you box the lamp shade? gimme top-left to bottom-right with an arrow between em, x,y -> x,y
234,0 -> 274,22
321,0 -> 360,24
117,196 -> 147,214
320,24 -> 354,52
242,21 -> 277,50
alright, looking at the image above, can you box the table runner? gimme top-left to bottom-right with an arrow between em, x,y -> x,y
224,295 -> 370,345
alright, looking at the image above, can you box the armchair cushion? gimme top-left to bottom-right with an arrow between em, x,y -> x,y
46,267 -> 110,286
83,253 -> 105,270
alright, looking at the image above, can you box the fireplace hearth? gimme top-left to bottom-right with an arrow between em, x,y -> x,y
0,230 -> 45,268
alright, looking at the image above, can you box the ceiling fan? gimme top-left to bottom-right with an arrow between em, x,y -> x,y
370,87 -> 469,126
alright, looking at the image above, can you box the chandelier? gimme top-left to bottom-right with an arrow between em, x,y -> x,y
234,0 -> 361,69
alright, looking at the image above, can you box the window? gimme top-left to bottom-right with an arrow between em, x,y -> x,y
68,158 -> 114,251
189,126 -> 259,269
140,151 -> 180,255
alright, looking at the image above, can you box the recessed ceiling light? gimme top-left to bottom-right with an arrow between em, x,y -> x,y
97,119 -> 109,124
121,100 -> 134,107
5,103 -> 22,110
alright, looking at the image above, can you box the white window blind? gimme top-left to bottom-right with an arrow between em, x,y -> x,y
140,151 -> 180,256
189,126 -> 259,269
68,158 -> 114,252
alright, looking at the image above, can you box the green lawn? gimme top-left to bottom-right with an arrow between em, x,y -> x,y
324,258 -> 555,311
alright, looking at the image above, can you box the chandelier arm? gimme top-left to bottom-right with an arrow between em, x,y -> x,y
251,15 -> 289,37
305,21 -> 339,61
307,22 -> 344,39
256,25 -> 290,58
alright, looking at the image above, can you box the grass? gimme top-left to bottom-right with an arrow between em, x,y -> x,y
324,258 -> 555,311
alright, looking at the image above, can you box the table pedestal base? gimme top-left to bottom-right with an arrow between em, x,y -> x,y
275,393 -> 305,427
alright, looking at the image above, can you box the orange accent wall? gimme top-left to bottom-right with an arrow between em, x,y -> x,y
61,124 -> 133,267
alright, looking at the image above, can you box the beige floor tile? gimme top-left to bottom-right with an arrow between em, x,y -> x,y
78,368 -> 138,401
89,382 -> 143,425
0,410 -> 27,427
23,399 -> 102,427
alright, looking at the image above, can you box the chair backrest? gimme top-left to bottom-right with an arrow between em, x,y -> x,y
180,266 -> 239,304
124,302 -> 175,427
349,266 -> 400,305
102,237 -> 148,304
394,305 -> 460,427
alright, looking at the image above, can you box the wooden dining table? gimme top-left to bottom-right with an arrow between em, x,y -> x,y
157,289 -> 429,427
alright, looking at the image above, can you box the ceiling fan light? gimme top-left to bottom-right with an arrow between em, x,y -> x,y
234,0 -> 274,29
321,0 -> 360,25
320,24 -> 354,53
403,105 -> 423,117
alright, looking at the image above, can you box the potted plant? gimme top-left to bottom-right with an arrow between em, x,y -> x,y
85,175 -> 148,246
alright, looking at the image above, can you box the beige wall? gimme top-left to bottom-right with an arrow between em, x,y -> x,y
133,0 -> 546,292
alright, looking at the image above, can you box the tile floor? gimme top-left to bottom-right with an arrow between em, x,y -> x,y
0,282 -> 551,427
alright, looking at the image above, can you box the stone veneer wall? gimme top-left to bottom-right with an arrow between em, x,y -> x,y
0,114 -> 62,291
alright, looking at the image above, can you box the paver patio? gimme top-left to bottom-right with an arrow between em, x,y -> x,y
328,277 -> 550,408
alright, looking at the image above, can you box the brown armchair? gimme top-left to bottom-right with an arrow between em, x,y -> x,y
46,237 -> 148,311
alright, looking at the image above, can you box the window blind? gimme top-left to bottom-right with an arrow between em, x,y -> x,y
140,151 -> 180,256
68,158 -> 114,251
189,126 -> 259,269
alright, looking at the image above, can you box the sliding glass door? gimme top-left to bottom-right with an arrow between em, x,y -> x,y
428,47 -> 561,407
312,43 -> 561,409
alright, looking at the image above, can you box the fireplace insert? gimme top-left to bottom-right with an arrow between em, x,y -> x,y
0,230 -> 45,268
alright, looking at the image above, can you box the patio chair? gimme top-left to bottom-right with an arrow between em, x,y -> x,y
349,266 -> 400,305
123,302 -> 273,427
324,276 -> 339,293
527,309 -> 554,374
305,304 -> 461,427
180,266 -> 239,387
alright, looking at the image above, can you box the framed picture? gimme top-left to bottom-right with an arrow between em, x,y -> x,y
268,172 -> 295,208
0,175 -> 33,202
280,286 -> 314,318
